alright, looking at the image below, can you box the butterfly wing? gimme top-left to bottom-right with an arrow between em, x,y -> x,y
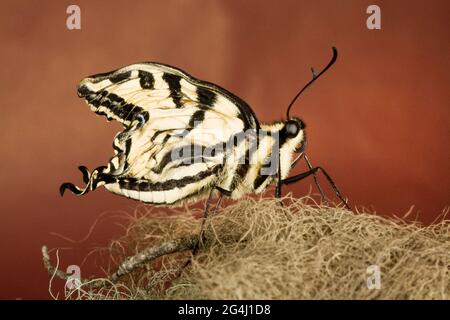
66,62 -> 260,205
77,62 -> 259,130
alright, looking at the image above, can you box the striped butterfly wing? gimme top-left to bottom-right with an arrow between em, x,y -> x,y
76,62 -> 260,205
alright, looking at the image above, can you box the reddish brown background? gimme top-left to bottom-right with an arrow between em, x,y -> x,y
0,0 -> 448,299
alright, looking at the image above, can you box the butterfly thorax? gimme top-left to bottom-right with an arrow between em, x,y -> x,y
219,119 -> 306,199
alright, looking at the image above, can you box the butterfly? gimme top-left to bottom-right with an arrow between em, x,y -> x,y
60,47 -> 349,212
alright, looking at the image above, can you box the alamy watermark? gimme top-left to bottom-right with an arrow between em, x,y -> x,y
66,5 -> 81,30
367,5 -> 381,30
65,265 -> 81,291
366,265 -> 381,290
168,123 -> 282,176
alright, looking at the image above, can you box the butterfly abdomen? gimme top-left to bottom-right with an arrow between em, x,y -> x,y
96,160 -> 221,206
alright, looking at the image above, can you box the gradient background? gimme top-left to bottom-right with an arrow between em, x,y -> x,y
0,0 -> 448,299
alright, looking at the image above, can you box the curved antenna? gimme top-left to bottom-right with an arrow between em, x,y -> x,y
286,47 -> 338,119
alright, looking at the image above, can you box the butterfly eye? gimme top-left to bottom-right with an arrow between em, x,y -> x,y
285,120 -> 300,137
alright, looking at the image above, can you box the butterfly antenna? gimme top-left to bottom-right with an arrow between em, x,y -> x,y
286,47 -> 338,119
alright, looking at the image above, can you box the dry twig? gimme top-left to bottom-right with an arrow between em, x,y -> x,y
42,234 -> 199,288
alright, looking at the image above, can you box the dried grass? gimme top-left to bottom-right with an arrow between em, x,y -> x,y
62,196 -> 449,300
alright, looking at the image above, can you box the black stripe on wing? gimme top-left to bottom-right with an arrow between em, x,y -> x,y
196,86 -> 217,106
79,86 -> 149,125
138,70 -> 154,89
118,165 -> 221,192
162,73 -> 183,108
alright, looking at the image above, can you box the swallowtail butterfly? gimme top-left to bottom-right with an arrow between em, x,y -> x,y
61,47 -> 348,210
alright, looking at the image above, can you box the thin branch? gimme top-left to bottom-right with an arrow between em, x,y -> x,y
41,234 -> 199,289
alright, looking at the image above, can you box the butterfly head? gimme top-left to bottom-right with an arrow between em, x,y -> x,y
281,117 -> 307,154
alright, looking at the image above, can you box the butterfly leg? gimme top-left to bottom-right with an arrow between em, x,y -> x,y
282,167 -> 350,209
182,187 -> 225,272
193,188 -> 215,254
193,187 -> 227,254
303,154 -> 328,205
275,151 -> 282,198
275,153 -> 286,210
